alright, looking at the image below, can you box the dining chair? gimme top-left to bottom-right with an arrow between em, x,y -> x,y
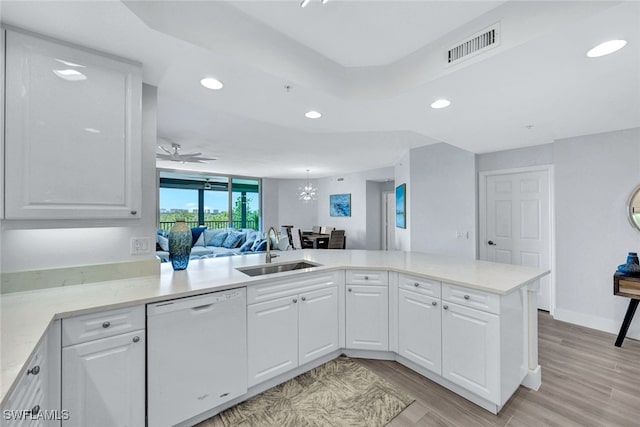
328,230 -> 345,249
291,227 -> 313,249
320,226 -> 335,235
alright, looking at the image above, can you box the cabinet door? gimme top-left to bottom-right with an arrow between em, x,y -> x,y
299,286 -> 339,365
398,289 -> 441,373
346,285 -> 389,351
248,296 -> 298,387
62,330 -> 145,427
442,302 -> 500,403
4,29 -> 142,219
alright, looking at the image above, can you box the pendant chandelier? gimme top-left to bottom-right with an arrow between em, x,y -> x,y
299,169 -> 318,202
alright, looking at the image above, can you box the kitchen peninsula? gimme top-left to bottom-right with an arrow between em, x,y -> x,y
1,250 -> 548,425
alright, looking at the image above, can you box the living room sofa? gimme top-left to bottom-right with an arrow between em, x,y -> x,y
156,227 -> 289,262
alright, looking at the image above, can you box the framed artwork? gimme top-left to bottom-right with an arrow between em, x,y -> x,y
330,193 -> 351,217
396,183 -> 406,228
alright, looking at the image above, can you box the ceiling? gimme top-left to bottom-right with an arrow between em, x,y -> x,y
1,1 -> 639,179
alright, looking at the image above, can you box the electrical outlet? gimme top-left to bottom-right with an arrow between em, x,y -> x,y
131,237 -> 151,254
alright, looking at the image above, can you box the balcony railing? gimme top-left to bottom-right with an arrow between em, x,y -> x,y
159,220 -> 259,232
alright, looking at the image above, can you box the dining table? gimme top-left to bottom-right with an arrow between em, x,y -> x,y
301,232 -> 330,249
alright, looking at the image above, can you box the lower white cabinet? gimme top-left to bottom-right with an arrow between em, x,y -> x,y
345,284 -> 388,351
398,289 -> 441,373
248,285 -> 339,387
2,321 -> 61,427
61,307 -> 145,427
441,301 -> 500,403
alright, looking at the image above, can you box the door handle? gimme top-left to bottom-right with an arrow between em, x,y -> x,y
488,240 -> 497,246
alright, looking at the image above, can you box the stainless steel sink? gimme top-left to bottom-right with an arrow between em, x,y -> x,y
237,261 -> 321,277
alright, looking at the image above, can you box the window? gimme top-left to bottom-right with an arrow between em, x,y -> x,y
158,171 -> 261,232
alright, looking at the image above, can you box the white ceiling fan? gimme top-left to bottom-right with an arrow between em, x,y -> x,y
156,142 -> 216,164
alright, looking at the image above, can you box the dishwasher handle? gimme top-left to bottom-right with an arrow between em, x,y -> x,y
191,304 -> 213,312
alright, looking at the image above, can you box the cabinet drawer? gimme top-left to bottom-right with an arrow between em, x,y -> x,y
247,271 -> 342,305
345,270 -> 388,285
442,283 -> 500,314
63,305 -> 144,346
398,274 -> 441,298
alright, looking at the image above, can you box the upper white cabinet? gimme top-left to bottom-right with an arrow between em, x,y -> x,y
3,28 -> 142,219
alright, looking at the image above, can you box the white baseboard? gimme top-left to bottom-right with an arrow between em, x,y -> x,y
521,365 -> 541,391
553,307 -> 640,341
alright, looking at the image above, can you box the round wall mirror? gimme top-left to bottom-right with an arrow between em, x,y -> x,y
628,184 -> 640,231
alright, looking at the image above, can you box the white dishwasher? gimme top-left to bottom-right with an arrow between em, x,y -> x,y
147,288 -> 247,427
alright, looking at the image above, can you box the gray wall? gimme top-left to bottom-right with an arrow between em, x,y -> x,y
554,128 -> 640,339
477,129 -> 640,339
365,180 -> 394,250
409,143 -> 476,258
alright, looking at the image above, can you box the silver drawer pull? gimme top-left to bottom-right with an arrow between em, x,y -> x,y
27,365 -> 40,376
464,295 -> 470,300
220,392 -> 229,398
292,298 -> 298,303
431,301 -> 437,306
102,321 -> 111,328
301,296 -> 306,301
414,282 -> 420,287
443,305 -> 449,310
348,288 -> 352,292
364,276 -> 369,280
132,336 -> 140,343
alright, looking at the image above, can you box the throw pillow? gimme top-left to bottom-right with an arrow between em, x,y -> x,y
250,238 -> 263,252
191,226 -> 207,247
222,230 -> 244,249
239,239 -> 255,253
253,239 -> 268,252
210,231 -> 228,247
157,235 -> 169,252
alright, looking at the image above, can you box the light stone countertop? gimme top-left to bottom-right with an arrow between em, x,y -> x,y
0,250 -> 549,403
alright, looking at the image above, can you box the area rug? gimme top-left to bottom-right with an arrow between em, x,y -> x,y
219,356 -> 414,427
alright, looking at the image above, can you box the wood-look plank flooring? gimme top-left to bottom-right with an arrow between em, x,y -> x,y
197,312 -> 640,427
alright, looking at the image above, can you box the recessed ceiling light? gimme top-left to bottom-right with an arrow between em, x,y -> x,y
430,99 -> 451,109
200,77 -> 223,90
305,110 -> 322,119
53,69 -> 87,81
587,40 -> 627,58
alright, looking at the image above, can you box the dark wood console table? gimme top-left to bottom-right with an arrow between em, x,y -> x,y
613,273 -> 640,347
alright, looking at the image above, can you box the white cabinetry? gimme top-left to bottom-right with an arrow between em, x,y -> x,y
3,28 -> 142,219
1,321 -> 61,426
61,306 -> 145,427
247,272 -> 341,387
440,282 -> 523,409
345,270 -> 389,351
397,275 -> 442,373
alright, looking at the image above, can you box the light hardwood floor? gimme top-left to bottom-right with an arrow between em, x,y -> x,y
198,312 -> 640,426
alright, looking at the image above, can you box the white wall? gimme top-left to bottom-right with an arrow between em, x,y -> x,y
0,84 -> 158,272
554,128 -> 640,340
366,180 -> 394,250
263,178 -> 318,232
408,143 -> 476,258
316,167 -> 394,249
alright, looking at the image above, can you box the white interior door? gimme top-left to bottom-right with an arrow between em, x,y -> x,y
382,192 -> 395,250
480,168 -> 552,311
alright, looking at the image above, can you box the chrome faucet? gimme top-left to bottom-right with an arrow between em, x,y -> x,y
265,226 -> 280,263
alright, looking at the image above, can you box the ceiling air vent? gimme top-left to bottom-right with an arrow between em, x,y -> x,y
447,23 -> 500,64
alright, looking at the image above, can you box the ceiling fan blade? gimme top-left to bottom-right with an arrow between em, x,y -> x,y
180,152 -> 202,157
159,145 -> 172,154
156,153 -> 173,160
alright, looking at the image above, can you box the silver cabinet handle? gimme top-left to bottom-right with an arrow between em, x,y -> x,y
414,282 -> 419,287
102,321 -> 111,328
443,305 -> 449,310
431,301 -> 437,306
301,296 -> 306,301
27,365 -> 40,376
364,276 -> 369,280
348,288 -> 352,292
292,298 -> 298,303
132,336 -> 140,343
130,210 -> 137,215
464,295 -> 470,300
